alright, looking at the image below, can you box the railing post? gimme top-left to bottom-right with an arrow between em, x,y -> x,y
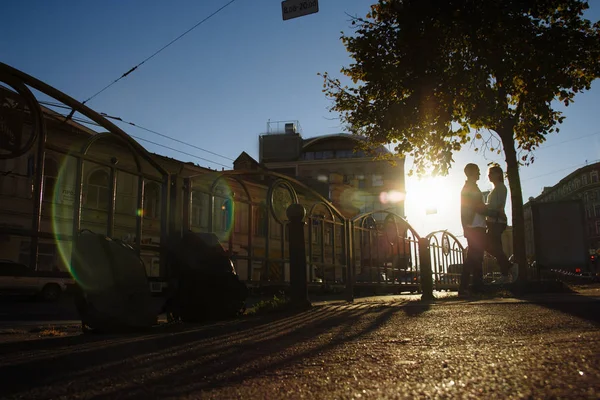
345,220 -> 354,302
286,204 -> 311,309
418,237 -> 434,301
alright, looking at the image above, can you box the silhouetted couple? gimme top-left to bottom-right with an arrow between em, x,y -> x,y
459,163 -> 516,297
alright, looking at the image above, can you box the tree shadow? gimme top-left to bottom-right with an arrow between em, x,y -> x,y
0,304 -> 400,399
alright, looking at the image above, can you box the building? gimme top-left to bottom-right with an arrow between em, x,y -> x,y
257,121 -> 405,219
523,162 -> 600,260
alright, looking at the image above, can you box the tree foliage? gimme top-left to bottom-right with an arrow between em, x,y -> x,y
322,0 -> 600,276
322,0 -> 600,176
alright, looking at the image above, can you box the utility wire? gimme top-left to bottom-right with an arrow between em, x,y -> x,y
535,130 -> 600,151
100,112 -> 235,161
40,100 -> 235,162
521,160 -> 600,182
50,112 -> 232,168
81,0 -> 238,105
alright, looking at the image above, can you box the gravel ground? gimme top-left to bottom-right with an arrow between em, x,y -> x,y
0,289 -> 598,400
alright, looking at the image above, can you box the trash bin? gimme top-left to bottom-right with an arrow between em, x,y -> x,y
71,230 -> 160,332
165,231 -> 247,323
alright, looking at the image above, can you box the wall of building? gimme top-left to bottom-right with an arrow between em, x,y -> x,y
523,162 -> 600,262
261,133 -> 405,219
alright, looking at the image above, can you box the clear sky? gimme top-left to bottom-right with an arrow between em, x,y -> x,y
2,0 -> 600,240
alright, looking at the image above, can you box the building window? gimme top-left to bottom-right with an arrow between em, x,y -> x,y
314,151 -> 324,160
358,177 -> 367,189
191,191 -> 208,228
582,174 -> 588,185
43,158 -> 59,202
86,169 -> 109,210
143,182 -> 161,219
595,204 -> 600,218
234,202 -> 248,234
372,174 -> 384,187
322,151 -> 334,159
311,219 -> 321,244
253,204 -> 267,237
218,198 -> 232,232
592,172 -> 598,183
596,221 -> 600,235
304,152 -> 314,160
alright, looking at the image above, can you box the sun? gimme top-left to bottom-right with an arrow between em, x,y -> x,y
407,176 -> 445,214
404,175 -> 459,232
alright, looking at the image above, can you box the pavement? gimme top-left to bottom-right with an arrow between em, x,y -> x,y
0,286 -> 598,399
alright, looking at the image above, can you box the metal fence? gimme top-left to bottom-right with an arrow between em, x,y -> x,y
0,62 -> 470,297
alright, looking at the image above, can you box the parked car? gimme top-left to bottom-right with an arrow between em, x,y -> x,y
0,260 -> 74,301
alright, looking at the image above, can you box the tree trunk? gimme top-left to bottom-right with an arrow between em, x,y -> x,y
499,127 -> 528,282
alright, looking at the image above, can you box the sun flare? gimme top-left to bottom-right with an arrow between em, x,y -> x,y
404,176 -> 458,232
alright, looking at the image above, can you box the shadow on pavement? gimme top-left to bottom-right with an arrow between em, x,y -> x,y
0,303 -> 401,399
427,281 -> 600,325
512,282 -> 600,325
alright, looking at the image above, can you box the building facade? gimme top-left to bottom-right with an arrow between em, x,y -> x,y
523,162 -> 600,260
258,121 -> 405,219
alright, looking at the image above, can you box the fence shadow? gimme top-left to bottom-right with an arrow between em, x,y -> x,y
0,305 -> 400,399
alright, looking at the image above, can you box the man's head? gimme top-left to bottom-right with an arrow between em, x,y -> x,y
488,165 -> 503,183
464,163 -> 480,181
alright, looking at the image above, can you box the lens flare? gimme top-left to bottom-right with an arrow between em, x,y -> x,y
379,190 -> 406,204
51,155 -> 79,282
210,179 -> 236,243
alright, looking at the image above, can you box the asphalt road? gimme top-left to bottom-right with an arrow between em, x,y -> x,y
0,290 -> 599,399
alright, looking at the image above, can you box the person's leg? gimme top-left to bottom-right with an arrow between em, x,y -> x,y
470,228 -> 486,290
486,223 -> 512,276
459,230 -> 475,294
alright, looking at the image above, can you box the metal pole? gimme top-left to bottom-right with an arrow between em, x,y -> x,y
159,174 -> 169,278
287,204 -> 310,309
418,237 -> 434,300
135,177 -> 144,257
182,178 -> 191,232
345,220 -> 354,302
106,166 -> 117,238
30,108 -> 47,271
248,204 -> 253,282
70,156 -> 84,267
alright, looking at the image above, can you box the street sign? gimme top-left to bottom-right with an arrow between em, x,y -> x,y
282,0 -> 318,21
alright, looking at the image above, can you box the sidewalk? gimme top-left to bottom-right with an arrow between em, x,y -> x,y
0,285 -> 598,399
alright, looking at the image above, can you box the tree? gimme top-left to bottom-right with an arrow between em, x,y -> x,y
321,0 -> 600,279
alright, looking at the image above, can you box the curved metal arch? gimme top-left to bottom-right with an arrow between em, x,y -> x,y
214,169 -> 346,220
428,234 -> 441,246
0,73 -> 42,159
307,201 -> 335,221
425,230 -> 466,252
266,178 -> 299,224
208,173 -> 252,201
80,131 -> 142,173
0,62 -> 168,177
353,209 -> 421,240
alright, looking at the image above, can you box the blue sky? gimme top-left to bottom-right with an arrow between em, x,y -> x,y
2,0 -> 600,238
